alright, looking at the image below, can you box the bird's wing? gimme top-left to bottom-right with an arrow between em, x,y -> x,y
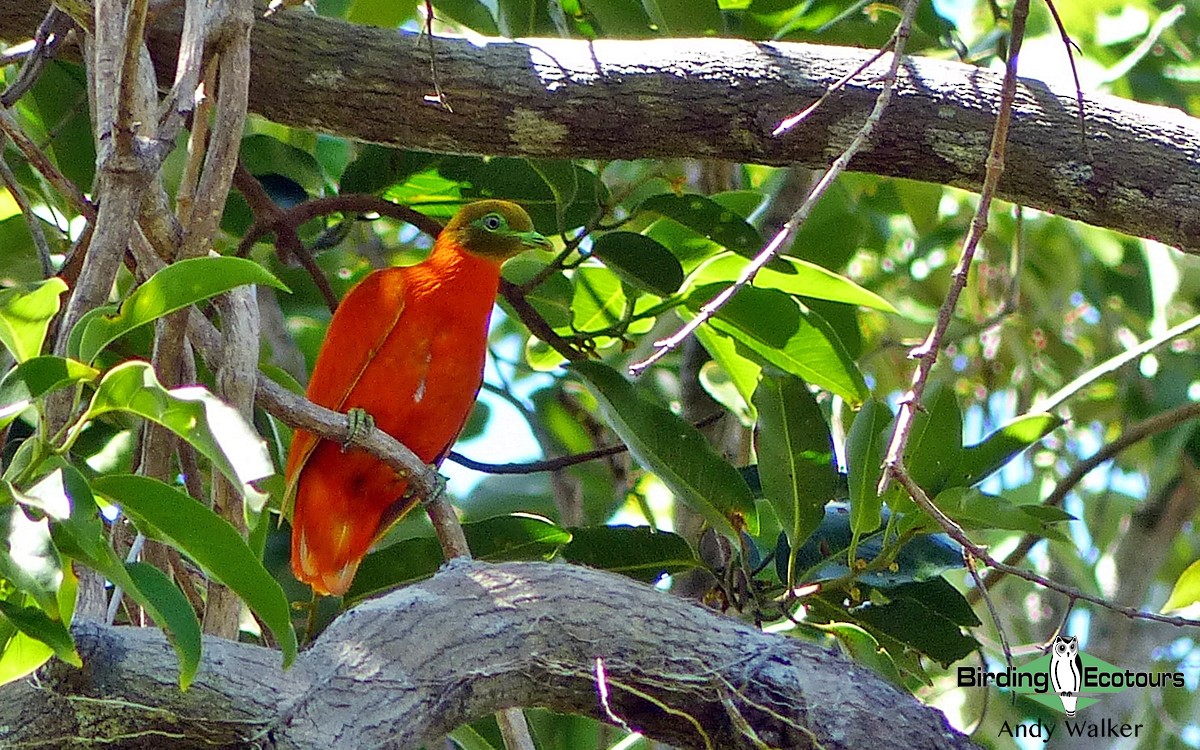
282,268 -> 408,517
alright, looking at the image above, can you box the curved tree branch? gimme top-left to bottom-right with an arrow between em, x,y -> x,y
2,0 -> 1198,249
0,560 -> 979,750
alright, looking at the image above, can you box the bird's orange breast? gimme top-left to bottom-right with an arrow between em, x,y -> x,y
287,246 -> 504,596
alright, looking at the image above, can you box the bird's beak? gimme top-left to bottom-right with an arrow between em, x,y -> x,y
516,230 -> 553,250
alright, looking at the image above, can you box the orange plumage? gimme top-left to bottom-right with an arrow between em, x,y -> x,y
285,201 -> 549,595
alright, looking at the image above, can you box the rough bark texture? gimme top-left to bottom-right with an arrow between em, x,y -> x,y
2,1 -> 1200,250
0,560 -> 977,750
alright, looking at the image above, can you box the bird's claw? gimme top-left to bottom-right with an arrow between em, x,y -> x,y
341,408 -> 375,451
420,467 -> 448,505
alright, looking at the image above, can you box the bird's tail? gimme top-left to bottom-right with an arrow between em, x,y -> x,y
289,444 -> 401,596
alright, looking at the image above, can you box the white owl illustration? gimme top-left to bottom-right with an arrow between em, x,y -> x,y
1050,635 -> 1082,716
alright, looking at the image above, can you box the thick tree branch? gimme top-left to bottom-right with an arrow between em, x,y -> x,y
0,560 -> 978,750
2,0 -> 1197,249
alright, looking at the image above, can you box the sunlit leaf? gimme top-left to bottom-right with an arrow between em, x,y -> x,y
0,600 -> 80,668
571,361 -> 756,539
1162,558 -> 1200,613
0,501 -> 62,618
91,474 -> 297,668
0,626 -> 53,686
71,256 -> 288,364
905,384 -> 962,495
687,284 -> 867,405
686,253 -> 896,312
80,361 -> 273,490
0,356 -> 100,428
640,193 -> 760,258
0,278 -> 68,363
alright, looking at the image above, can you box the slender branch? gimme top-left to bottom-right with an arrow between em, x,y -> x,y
0,134 -> 55,277
877,0 -> 1028,495
629,0 -> 920,375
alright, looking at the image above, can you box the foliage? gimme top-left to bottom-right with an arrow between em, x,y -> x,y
2,0 -> 1200,747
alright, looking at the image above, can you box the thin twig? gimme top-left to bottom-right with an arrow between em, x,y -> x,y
878,0 -> 1029,496
0,134 -> 55,277
629,0 -> 920,375
0,7 -> 73,107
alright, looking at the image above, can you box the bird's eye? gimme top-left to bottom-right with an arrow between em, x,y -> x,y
482,214 -> 503,231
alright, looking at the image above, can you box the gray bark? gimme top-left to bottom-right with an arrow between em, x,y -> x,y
1,1 -> 1199,249
0,560 -> 977,750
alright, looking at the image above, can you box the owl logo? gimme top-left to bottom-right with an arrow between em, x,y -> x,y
1050,635 -> 1082,716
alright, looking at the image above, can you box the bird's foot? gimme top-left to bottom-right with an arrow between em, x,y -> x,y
341,408 -> 375,452
420,466 -> 449,505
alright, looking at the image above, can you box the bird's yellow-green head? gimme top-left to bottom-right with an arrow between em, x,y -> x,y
441,200 -> 552,261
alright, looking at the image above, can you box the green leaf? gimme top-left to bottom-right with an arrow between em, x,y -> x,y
846,400 -> 892,539
752,373 -> 835,585
591,232 -> 684,296
0,501 -> 63,618
0,278 -> 68,362
686,253 -> 896,312
346,0 -> 418,26
561,525 -> 699,582
80,361 -> 273,490
809,621 -> 904,684
579,0 -> 653,35
0,599 -> 80,668
0,628 -> 53,686
916,487 -> 1073,542
852,593 -> 979,668
905,384 -> 962,495
953,413 -> 1064,487
686,284 -> 868,405
571,361 -> 756,539
570,266 -> 625,335
639,194 -> 761,258
44,467 -> 201,685
340,147 -> 438,195
72,256 -> 288,364
349,515 -> 571,599
430,0 -> 500,34
694,329 -> 761,421
91,474 -> 297,668
0,356 -> 100,428
1162,558 -> 1200,613
123,562 -> 202,689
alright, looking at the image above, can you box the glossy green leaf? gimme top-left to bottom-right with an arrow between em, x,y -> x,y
340,147 -> 438,195
640,194 -> 761,258
91,474 -> 297,668
1162,558 -> 1200,613
0,278 -> 68,363
80,361 -> 273,490
579,0 -> 653,35
752,373 -> 835,584
346,0 -> 418,27
0,600 -> 80,668
846,399 -> 891,539
905,385 -> 962,495
240,134 -> 326,194
349,515 -> 571,599
0,356 -> 100,428
503,258 -> 573,330
561,525 -> 699,582
571,361 -> 756,539
686,253 -> 896,312
571,266 -> 625,334
809,621 -> 904,684
0,501 -> 62,618
953,413 -> 1064,487
914,487 -> 1073,542
852,593 -> 979,669
123,562 -> 202,689
431,0 -> 500,34
0,627 -> 53,686
686,284 -> 868,405
591,232 -> 685,296
72,256 -> 288,364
